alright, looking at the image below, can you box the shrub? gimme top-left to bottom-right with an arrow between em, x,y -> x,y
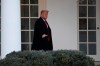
96,65 -> 100,66
0,50 -> 95,66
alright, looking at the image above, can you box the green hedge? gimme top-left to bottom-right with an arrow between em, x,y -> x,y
0,50 -> 95,66
96,65 -> 100,66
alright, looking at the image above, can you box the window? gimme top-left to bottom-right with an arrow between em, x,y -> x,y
0,0 -> 1,56
78,0 -> 96,55
21,0 -> 46,51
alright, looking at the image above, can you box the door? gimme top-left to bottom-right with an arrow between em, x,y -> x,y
78,0 -> 100,61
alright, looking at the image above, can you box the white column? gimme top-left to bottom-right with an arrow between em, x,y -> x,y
1,0 -> 21,58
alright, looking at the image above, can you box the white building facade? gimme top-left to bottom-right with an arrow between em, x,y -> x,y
0,0 -> 100,63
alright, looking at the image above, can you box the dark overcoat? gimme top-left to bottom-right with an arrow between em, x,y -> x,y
31,17 -> 53,50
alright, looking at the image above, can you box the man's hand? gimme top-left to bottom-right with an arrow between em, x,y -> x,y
42,34 -> 48,38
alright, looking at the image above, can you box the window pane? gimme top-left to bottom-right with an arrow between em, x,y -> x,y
21,0 -> 29,4
0,0 -> 1,56
0,17 -> 1,30
0,18 -> 1,43
79,6 -> 87,17
88,31 -> 96,42
88,6 -> 96,17
88,44 -> 96,55
88,0 -> 96,5
0,5 -> 1,17
0,44 -> 1,56
79,43 -> 87,54
79,0 -> 87,5
31,31 -> 34,42
30,0 -> 38,4
21,31 -> 29,42
21,44 -> 29,51
88,19 -> 96,30
79,18 -> 87,30
30,18 -> 37,30
21,5 -> 29,17
30,5 -> 38,17
0,30 -> 1,44
21,18 -> 29,30
79,31 -> 87,42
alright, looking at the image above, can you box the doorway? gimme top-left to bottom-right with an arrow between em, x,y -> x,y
78,0 -> 100,61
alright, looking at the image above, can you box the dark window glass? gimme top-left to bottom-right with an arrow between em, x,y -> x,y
79,31 -> 87,42
0,44 -> 1,56
0,30 -> 1,44
88,31 -> 96,42
79,0 -> 87,5
30,0 -> 38,4
88,0 -> 96,5
79,19 -> 87,30
79,43 -> 87,54
0,5 -> 1,17
0,0 -> 1,56
30,5 -> 38,17
88,6 -> 96,17
31,31 -> 34,42
21,18 -> 29,30
21,0 -> 29,4
0,17 -> 1,30
88,19 -> 96,30
79,6 -> 87,17
21,44 -> 29,51
30,18 -> 37,30
21,5 -> 29,17
88,44 -> 96,55
21,31 -> 29,42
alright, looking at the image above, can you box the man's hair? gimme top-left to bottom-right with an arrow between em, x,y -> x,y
41,10 -> 49,14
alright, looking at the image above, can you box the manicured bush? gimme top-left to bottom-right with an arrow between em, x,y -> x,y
96,65 -> 100,66
52,50 -> 95,66
0,50 -> 95,66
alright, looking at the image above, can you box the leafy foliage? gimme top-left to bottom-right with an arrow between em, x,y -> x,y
0,50 -> 95,66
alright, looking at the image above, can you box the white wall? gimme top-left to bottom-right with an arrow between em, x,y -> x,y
46,0 -> 78,50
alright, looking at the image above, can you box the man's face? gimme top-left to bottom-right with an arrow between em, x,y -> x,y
41,12 -> 48,20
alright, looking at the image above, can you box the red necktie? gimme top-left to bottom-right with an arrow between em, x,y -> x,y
44,20 -> 48,28
44,20 -> 50,42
